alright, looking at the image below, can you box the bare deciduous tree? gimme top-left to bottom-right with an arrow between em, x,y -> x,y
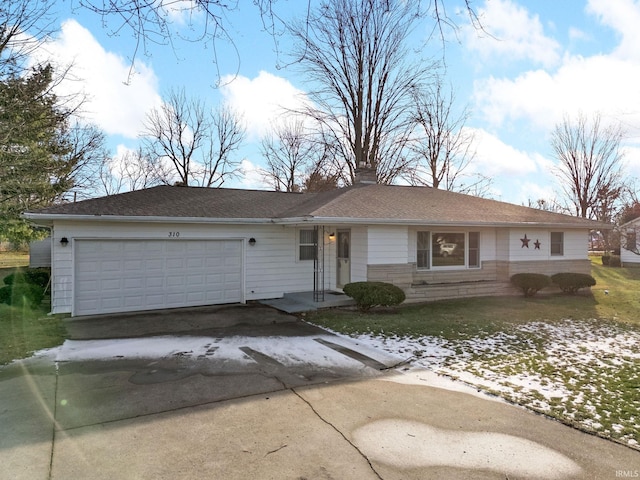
58,122 -> 111,201
405,78 -> 489,195
76,1 -> 479,82
289,0 -> 440,184
0,0 -> 57,77
98,147 -> 164,196
142,88 -> 244,187
551,112 -> 626,221
260,118 -> 339,192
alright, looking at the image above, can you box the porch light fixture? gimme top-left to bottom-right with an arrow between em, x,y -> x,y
60,237 -> 69,247
248,237 -> 256,246
328,232 -> 335,239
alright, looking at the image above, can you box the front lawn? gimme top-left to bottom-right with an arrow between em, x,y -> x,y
0,260 -> 67,366
308,260 -> 640,449
0,303 -> 67,365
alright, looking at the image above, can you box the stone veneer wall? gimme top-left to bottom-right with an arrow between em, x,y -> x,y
367,258 -> 592,303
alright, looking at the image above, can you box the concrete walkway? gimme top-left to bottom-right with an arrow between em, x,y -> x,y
2,357 -> 639,479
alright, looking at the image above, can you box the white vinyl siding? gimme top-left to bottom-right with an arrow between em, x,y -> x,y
350,226 -> 368,283
509,229 -> 586,261
368,226 -> 408,264
50,221 -> 323,315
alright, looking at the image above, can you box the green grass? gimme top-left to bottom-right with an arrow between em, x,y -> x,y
308,259 -> 640,448
309,260 -> 639,340
0,253 -> 66,365
0,303 -> 67,365
0,251 -> 29,269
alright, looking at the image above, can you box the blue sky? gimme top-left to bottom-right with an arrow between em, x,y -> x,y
31,0 -> 640,205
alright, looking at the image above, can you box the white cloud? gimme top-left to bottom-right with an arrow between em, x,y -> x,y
463,0 -> 561,68
515,181 -> 558,206
622,145 -> 640,178
232,159 -> 270,190
474,54 -> 640,135
219,71 -> 312,140
466,127 -> 539,177
587,0 -> 640,60
31,19 -> 162,138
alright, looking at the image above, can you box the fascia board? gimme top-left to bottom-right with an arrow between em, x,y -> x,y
22,213 -> 277,225
278,216 -> 611,229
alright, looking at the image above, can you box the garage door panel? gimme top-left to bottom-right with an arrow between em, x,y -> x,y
74,239 -> 243,315
166,258 -> 184,269
124,260 -> 144,271
146,277 -> 164,288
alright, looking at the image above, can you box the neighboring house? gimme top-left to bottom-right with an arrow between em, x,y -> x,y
29,237 -> 52,268
620,217 -> 640,267
24,181 -> 607,317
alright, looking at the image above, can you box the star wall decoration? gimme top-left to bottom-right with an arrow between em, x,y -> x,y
520,234 -> 530,248
534,239 -> 541,250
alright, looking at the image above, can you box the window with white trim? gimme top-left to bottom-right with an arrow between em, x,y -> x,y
625,230 -> 637,251
416,231 -> 480,269
550,232 -> 564,256
417,231 -> 430,269
298,229 -> 317,261
468,232 -> 480,268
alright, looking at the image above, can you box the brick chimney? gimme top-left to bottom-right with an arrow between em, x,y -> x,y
354,162 -> 377,185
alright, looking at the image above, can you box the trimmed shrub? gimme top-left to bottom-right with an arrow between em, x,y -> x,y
0,284 -> 45,308
3,271 -> 27,286
551,273 -> 596,294
3,268 -> 50,288
510,273 -> 551,297
25,268 -> 51,288
601,255 -> 610,266
343,281 -> 406,312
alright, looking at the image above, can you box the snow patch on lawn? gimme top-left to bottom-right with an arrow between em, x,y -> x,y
344,318 -> 640,449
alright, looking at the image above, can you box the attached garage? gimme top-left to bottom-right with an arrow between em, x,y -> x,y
74,239 -> 243,316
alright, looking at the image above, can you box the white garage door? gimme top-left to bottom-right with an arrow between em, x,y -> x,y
74,239 -> 243,316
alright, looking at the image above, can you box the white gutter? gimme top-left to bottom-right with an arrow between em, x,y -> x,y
23,212 -> 610,230
22,213 -> 279,225
274,216 -> 611,229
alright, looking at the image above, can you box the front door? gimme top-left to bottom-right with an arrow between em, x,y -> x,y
337,230 -> 351,288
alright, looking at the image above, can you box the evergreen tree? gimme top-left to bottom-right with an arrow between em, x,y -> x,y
0,64 -> 73,244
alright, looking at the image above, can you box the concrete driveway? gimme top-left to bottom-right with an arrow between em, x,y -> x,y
1,305 -> 638,479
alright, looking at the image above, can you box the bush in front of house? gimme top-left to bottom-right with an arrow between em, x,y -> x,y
551,273 -> 596,294
343,281 -> 406,312
3,268 -> 50,288
510,273 -> 551,297
0,283 -> 45,308
0,268 -> 49,308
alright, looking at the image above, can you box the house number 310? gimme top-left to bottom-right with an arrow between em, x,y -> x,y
169,232 -> 180,238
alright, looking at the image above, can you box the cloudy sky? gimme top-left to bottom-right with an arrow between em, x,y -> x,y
32,0 -> 640,205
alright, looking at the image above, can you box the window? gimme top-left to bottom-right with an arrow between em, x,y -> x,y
626,230 -> 637,251
416,231 -> 480,269
417,231 -> 430,269
299,229 -> 317,261
468,232 -> 480,268
432,233 -> 465,267
550,232 -> 564,256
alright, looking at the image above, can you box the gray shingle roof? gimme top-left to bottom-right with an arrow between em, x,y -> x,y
27,184 -> 608,228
